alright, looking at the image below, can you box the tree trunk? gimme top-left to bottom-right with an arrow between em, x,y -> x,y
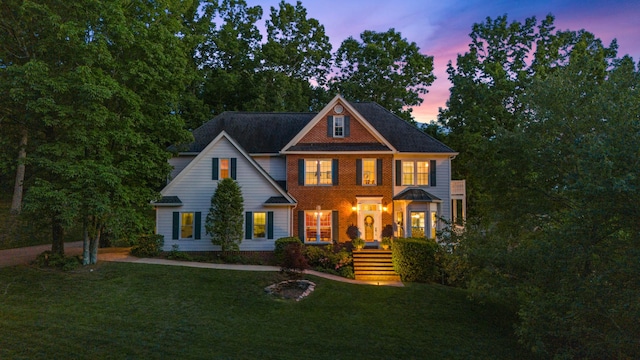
89,226 -> 101,264
10,129 -> 28,215
82,219 -> 91,265
51,216 -> 65,256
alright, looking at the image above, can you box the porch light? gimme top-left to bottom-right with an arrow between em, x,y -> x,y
383,205 -> 388,212
351,204 -> 357,211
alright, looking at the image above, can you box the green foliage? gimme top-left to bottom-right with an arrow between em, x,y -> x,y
166,244 -> 193,261
205,178 -> 244,252
304,244 -> 354,279
33,251 -> 81,271
351,237 -> 364,249
279,242 -> 309,277
130,234 -> 164,258
274,236 -> 302,264
392,238 -> 440,283
441,13 -> 640,358
331,28 -> 435,122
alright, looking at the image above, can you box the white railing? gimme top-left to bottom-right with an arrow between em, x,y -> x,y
451,180 -> 466,197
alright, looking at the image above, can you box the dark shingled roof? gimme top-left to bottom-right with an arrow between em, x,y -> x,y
350,102 -> 455,153
393,188 -> 442,202
153,196 -> 183,206
265,196 -> 294,204
175,101 -> 455,154
287,143 -> 391,152
180,112 -> 315,153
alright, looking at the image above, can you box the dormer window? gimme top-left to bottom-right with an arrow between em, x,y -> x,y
333,116 -> 344,137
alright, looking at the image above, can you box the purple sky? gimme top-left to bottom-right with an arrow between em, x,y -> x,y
249,0 -> 640,123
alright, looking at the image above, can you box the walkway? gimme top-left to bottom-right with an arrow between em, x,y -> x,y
0,242 -> 403,287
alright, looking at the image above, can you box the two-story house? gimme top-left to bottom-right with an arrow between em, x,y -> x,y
154,95 -> 464,252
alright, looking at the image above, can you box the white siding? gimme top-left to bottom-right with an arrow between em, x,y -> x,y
157,137 -> 291,251
253,155 -> 287,181
168,156 -> 195,180
393,155 -> 452,221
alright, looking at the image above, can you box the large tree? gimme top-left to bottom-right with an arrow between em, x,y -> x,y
331,28 -> 435,122
442,14 -> 639,358
3,0 -> 192,259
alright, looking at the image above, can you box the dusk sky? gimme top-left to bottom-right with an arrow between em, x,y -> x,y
248,0 -> 640,123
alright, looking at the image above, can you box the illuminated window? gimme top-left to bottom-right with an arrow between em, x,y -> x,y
410,211 -> 425,238
253,212 -> 266,238
305,159 -> 332,185
333,116 -> 344,137
181,212 -> 194,239
362,159 -> 376,185
305,211 -> 332,242
402,161 -> 415,185
220,158 -> 230,179
417,161 -> 429,185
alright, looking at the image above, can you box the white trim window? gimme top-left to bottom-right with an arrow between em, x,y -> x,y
333,116 -> 344,137
304,210 -> 332,243
362,158 -> 376,185
305,159 -> 332,185
181,212 -> 194,239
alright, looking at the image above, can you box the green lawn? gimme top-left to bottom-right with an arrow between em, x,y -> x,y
0,262 -> 533,359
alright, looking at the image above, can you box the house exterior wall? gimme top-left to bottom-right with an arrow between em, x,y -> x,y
168,155 -> 195,180
157,137 -> 291,251
253,155 -> 286,181
287,154 -> 394,243
298,107 -> 380,144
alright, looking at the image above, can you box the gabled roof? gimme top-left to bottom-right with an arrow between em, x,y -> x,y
350,102 -> 455,153
281,94 -> 396,153
161,131 -> 295,205
177,112 -> 314,154
153,196 -> 183,207
175,97 -> 456,155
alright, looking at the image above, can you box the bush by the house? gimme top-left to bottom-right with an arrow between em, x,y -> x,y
280,241 -> 309,277
274,236 -> 303,264
130,234 -> 164,257
392,237 -> 440,282
304,244 -> 354,279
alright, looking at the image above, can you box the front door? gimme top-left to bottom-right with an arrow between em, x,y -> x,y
358,202 -> 381,242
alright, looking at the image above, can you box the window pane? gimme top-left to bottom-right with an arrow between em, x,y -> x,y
362,159 -> 376,185
318,212 -> 332,241
410,211 -> 425,238
220,158 -> 230,179
305,160 -> 317,185
305,212 -> 317,242
402,161 -> 414,185
304,210 -> 331,242
181,212 -> 194,239
253,212 -> 266,238
318,160 -> 332,185
334,117 -> 344,137
417,161 -> 429,185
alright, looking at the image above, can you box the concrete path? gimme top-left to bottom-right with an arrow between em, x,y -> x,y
0,242 -> 403,287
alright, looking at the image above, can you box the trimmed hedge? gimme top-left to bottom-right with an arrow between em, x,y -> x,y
274,236 -> 303,264
392,237 -> 440,283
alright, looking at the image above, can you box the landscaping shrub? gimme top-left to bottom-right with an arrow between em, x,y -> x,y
166,244 -> 193,261
130,234 -> 164,257
274,236 -> 302,264
34,251 -> 81,271
392,237 -> 440,282
304,244 -> 354,279
280,242 -> 309,277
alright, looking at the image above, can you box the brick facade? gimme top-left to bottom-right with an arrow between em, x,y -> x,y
287,154 -> 394,243
298,108 -> 380,144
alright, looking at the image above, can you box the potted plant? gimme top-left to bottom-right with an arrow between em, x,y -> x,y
352,237 -> 365,250
380,237 -> 392,250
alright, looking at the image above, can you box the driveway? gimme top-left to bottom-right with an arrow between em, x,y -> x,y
0,241 -> 135,268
